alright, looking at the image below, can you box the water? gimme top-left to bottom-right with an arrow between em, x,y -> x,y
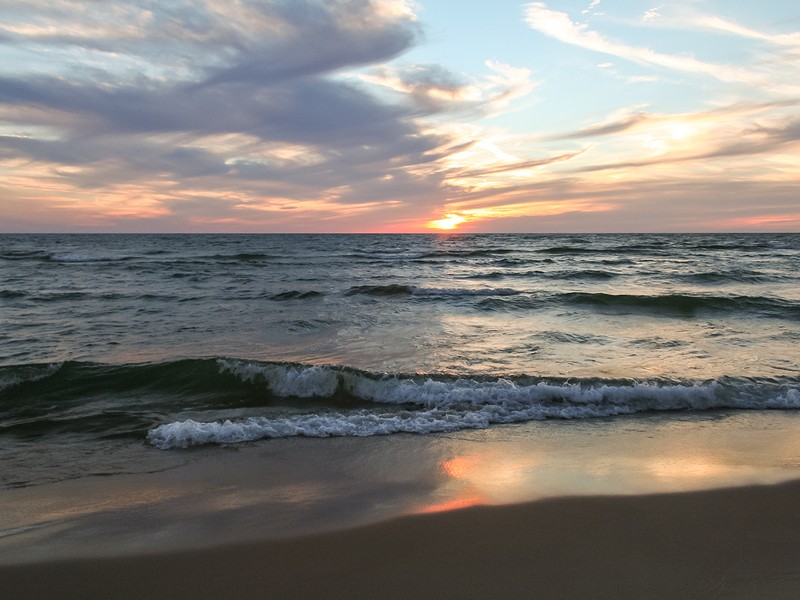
1,233 -> 799,488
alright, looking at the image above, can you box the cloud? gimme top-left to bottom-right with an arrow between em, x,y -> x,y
642,7 -> 662,23
198,0 -> 421,86
360,63 -> 477,112
523,2 -> 764,85
571,116 -> 800,174
453,149 -> 587,178
432,173 -> 800,233
552,100 -> 800,141
361,60 -> 537,115
3,1 -> 793,233
0,0 -> 546,233
581,0 -> 602,16
431,90 -> 800,231
0,1 -> 421,73
559,111 -> 652,139
0,0 -> 428,145
642,9 -> 800,48
0,0 -> 480,229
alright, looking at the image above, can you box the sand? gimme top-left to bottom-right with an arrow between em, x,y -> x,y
4,480 -> 800,600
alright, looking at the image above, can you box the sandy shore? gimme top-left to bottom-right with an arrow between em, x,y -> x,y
4,480 -> 800,600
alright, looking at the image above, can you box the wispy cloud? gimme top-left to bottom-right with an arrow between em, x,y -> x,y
553,100 -> 800,140
581,0 -> 603,16
642,6 -> 662,23
646,9 -> 800,48
360,60 -> 537,115
523,2 -> 766,85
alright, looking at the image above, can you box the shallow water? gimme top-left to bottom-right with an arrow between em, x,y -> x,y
3,411 -> 800,564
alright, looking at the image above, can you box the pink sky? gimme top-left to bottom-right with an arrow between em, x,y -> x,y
1,1 -> 798,232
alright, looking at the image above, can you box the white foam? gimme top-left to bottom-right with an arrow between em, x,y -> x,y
218,359 -> 340,398
147,361 -> 800,449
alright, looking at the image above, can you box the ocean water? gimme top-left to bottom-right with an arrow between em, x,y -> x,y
1,233 -> 799,489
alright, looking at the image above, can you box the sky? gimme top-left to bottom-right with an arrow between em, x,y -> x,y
0,0 -> 798,233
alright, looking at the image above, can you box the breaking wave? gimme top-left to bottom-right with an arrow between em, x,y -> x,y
2,358 -> 798,450
144,359 -> 800,449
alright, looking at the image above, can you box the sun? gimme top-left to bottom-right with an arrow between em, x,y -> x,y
429,213 -> 467,230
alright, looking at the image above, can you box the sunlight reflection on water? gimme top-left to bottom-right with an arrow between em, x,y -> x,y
417,410 -> 800,512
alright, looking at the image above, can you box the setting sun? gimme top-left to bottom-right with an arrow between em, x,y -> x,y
429,214 -> 467,230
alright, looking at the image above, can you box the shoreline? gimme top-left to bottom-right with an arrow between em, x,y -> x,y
4,480 -> 800,599
4,411 -> 800,567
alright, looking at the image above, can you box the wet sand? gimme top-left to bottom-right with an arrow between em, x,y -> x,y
4,413 -> 800,598
4,480 -> 800,599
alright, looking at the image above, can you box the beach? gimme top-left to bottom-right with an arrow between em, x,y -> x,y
2,0 -> 800,588
4,412 -> 800,599
2,233 -> 799,597
4,480 -> 800,600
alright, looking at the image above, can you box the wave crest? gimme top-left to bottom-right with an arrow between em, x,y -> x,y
145,359 -> 800,448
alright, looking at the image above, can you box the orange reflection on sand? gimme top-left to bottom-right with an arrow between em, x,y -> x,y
416,455 -> 488,513
417,450 -> 544,514
647,457 -> 734,481
441,455 -> 481,479
418,495 -> 485,514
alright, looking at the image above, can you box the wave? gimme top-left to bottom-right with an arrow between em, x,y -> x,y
562,292 -> 800,318
679,270 -> 787,285
269,290 -> 325,301
2,359 -> 798,449
463,271 -> 508,280
534,241 -> 778,256
478,292 -> 800,319
0,251 -> 134,263
419,248 -> 515,259
492,258 -> 536,267
31,291 -> 92,302
348,248 -> 421,260
465,269 -> 617,281
0,250 -> 50,261
207,252 -> 277,262
534,244 -> 663,255
6,279 -> 796,320
346,284 -> 521,297
0,363 -> 63,392
555,269 -> 618,281
536,246 -> 605,255
687,242 -> 773,252
1,249 -> 281,266
150,359 -> 800,448
49,253 -> 135,263
346,284 -> 415,296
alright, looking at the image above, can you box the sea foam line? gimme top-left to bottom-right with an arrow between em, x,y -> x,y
146,360 -> 800,449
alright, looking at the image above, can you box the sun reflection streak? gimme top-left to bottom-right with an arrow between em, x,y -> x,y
412,413 -> 800,516
417,450 -> 545,514
647,457 -> 735,481
418,495 -> 485,514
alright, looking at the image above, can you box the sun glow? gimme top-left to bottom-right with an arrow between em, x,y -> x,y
429,213 -> 467,230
